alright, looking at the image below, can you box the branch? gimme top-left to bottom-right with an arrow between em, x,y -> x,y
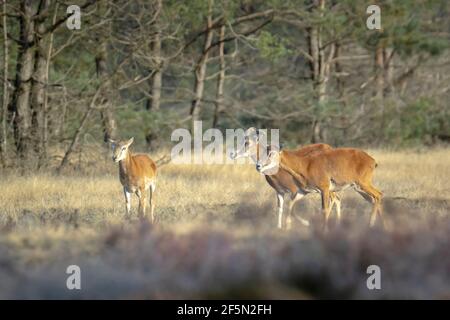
58,84 -> 102,172
42,0 -> 97,35
168,9 -> 275,61
203,16 -> 274,56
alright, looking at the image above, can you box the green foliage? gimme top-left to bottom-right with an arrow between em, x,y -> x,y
164,0 -> 240,37
399,99 -> 440,141
381,97 -> 448,145
363,0 -> 448,57
166,0 -> 210,33
255,31 -> 292,62
4,0 -> 448,155
117,105 -> 179,148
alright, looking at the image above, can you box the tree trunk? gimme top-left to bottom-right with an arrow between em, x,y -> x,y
40,1 -> 58,167
212,25 -> 225,128
311,119 -> 323,143
316,1 -> 326,104
307,26 -> 319,84
10,0 -> 36,160
383,47 -> 394,95
190,0 -> 214,130
96,0 -> 117,142
146,0 -> 162,111
334,42 -> 344,97
374,42 -> 391,143
1,0 -> 9,166
308,0 -> 329,143
31,0 -> 51,166
374,43 -> 384,101
147,32 -> 162,111
96,41 -> 117,141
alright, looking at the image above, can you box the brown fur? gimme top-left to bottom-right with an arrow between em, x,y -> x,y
111,138 -> 157,222
264,144 -> 331,195
277,148 -> 383,229
119,153 -> 157,191
262,143 -> 341,229
231,128 -> 341,229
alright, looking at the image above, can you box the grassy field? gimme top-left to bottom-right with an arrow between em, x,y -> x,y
0,148 -> 449,299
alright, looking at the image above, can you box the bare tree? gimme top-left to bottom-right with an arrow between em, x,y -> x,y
146,0 -> 163,111
212,25 -> 225,128
374,42 -> 384,102
10,0 -> 36,160
30,0 -> 51,164
306,0 -> 335,142
190,0 -> 214,130
58,86 -> 102,172
96,0 -> 117,142
1,0 -> 9,166
39,1 -> 59,166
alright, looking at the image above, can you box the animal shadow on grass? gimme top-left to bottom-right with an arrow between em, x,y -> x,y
328,195 -> 450,230
383,196 -> 450,229
232,192 -> 276,229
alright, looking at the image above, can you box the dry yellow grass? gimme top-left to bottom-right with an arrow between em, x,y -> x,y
370,149 -> 450,199
0,148 -> 449,298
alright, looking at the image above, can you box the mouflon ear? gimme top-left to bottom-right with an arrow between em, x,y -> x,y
126,137 -> 134,147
